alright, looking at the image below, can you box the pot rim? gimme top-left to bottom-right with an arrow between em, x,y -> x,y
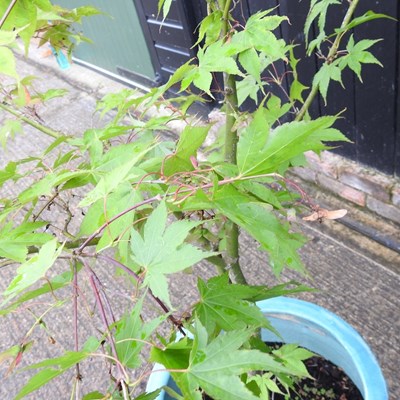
258,297 -> 388,400
147,297 -> 388,400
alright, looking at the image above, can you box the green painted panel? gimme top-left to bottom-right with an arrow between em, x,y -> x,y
55,0 -> 155,80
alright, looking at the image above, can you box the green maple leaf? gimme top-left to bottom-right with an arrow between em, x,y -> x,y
14,348 -> 94,400
0,162 -> 19,188
197,41 -> 242,75
115,298 -> 166,368
237,106 -> 348,176
238,48 -> 262,83
194,274 -> 277,333
130,202 -> 216,308
339,35 -> 382,82
163,124 -> 210,176
0,221 -> 53,262
272,344 -> 313,377
194,11 -> 223,48
230,11 -> 289,62
213,186 -> 306,276
2,239 -> 63,305
236,75 -> 260,107
313,62 -> 343,104
152,321 -> 298,400
304,0 -> 341,53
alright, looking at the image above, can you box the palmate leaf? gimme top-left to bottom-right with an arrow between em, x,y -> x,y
0,46 -> 18,79
79,182 -> 142,252
79,142 -> 153,207
237,107 -> 348,176
2,239 -> 62,305
0,234 -> 52,263
272,344 -> 313,377
0,221 -> 53,262
115,297 -> 166,368
163,124 -> 210,176
238,48 -> 262,84
304,0 -> 341,53
18,170 -> 89,204
0,0 -> 37,53
14,350 -> 91,400
194,274 -> 277,333
194,11 -> 223,48
313,61 -> 344,104
152,322 -> 298,400
289,48 -> 309,103
0,269 -> 75,316
337,10 -> 396,33
0,162 -> 19,188
230,11 -> 289,62
213,186 -> 306,276
236,75 -> 260,107
188,40 -> 242,94
198,41 -> 242,76
130,202 -> 216,308
339,35 -> 382,82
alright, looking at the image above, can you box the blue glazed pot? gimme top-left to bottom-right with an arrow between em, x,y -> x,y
146,297 -> 388,400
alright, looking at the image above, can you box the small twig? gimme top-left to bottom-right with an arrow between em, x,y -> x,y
75,195 -> 162,254
295,0 -> 361,121
72,261 -> 81,400
92,271 -> 117,326
97,254 -> 186,336
0,102 -> 64,139
83,260 -> 128,386
32,191 -> 60,222
0,0 -> 18,29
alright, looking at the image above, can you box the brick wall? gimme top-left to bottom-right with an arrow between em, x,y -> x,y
293,151 -> 400,225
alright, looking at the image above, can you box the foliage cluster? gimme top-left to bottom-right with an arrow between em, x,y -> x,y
0,0 -> 388,399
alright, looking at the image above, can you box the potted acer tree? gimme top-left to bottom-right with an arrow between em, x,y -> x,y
0,0 -> 389,399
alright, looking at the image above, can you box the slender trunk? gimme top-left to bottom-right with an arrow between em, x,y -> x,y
220,0 -> 247,284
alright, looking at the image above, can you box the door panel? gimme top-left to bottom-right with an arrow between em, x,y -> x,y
56,0 -> 156,82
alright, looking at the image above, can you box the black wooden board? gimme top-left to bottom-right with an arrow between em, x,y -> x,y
352,0 -> 398,174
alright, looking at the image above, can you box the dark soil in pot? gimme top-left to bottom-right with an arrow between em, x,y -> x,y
285,353 -> 364,400
203,343 -> 364,400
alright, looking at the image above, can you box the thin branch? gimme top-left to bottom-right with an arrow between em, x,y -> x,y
72,261 -> 81,400
0,0 -> 18,29
295,0 -> 361,121
0,102 -> 64,139
98,254 -> 186,336
75,195 -> 162,254
32,191 -> 60,222
93,271 -> 117,326
83,260 -> 128,387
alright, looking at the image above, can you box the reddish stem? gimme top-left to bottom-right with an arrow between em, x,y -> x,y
75,195 -> 161,254
83,260 -> 126,383
98,254 -> 186,336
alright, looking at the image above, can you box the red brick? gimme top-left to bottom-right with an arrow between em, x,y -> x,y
320,151 -> 341,178
305,151 -> 338,178
338,165 -> 393,203
366,197 -> 400,225
317,174 -> 366,206
292,166 -> 317,183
